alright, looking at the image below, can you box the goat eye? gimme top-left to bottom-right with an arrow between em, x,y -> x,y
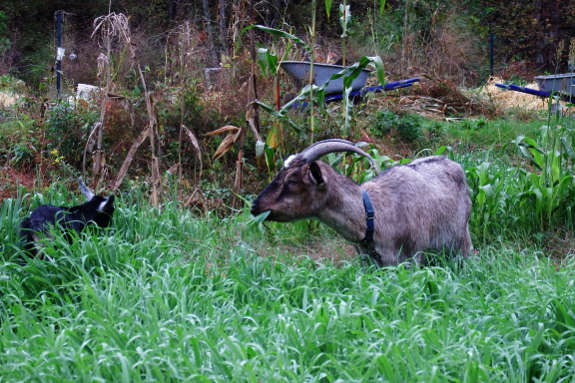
287,179 -> 299,186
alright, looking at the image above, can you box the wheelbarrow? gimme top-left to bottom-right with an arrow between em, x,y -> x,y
280,61 -> 371,94
279,60 -> 419,103
495,73 -> 575,104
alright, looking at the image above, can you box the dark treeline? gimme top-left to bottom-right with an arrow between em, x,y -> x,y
1,0 -> 575,86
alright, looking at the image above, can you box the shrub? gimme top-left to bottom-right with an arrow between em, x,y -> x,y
370,110 -> 426,144
371,109 -> 400,138
397,113 -> 423,142
422,118 -> 446,144
44,101 -> 99,167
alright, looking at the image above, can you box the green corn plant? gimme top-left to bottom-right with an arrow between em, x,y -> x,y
465,160 -> 511,238
513,124 -> 575,231
247,25 -> 385,140
339,2 -> 351,67
257,46 -> 286,175
254,55 -> 385,136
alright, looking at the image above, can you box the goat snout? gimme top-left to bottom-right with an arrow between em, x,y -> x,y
250,199 -> 268,218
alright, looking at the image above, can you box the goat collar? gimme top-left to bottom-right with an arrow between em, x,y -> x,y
361,190 -> 375,244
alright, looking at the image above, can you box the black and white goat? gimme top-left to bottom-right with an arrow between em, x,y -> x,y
20,178 -> 115,257
251,139 -> 472,267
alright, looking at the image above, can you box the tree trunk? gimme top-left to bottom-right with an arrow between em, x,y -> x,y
218,0 -> 226,53
167,0 -> 177,25
534,0 -> 562,66
265,0 -> 280,28
202,0 -> 219,67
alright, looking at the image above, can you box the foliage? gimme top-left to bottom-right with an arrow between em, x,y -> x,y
44,101 -> 99,168
0,127 -> 37,166
0,11 -> 10,53
512,122 -> 575,232
0,98 -> 39,167
370,109 -> 400,137
454,111 -> 575,241
370,110 -> 424,143
396,113 -> 423,142
14,40 -> 53,90
482,0 -> 575,72
0,74 -> 23,91
2,187 -> 575,381
363,0 -> 489,82
155,82 -> 206,164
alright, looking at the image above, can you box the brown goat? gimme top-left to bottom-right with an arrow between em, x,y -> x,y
250,140 -> 472,266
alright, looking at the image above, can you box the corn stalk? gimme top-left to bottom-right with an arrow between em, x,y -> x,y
203,124 -> 262,209
92,13 -> 160,206
86,3 -> 115,190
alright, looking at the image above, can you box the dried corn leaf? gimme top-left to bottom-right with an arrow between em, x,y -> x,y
165,162 -> 180,175
213,129 -> 243,160
204,125 -> 240,136
181,124 -> 203,178
204,125 -> 244,160
231,157 -> 243,209
246,118 -> 263,142
181,125 -> 202,161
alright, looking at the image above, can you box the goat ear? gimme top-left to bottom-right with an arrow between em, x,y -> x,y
309,162 -> 325,187
78,178 -> 95,200
98,195 -> 115,211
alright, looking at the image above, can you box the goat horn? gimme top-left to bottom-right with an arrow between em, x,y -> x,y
78,177 -> 95,200
301,138 -> 356,153
300,139 -> 375,167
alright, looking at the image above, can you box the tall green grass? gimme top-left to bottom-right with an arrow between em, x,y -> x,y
1,187 -> 575,382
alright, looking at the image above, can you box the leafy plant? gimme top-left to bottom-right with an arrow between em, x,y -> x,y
509,74 -> 530,87
370,109 -> 400,137
44,101 -> 98,167
397,113 -> 423,142
370,111 -> 423,143
513,126 -> 575,231
465,159 -> 510,238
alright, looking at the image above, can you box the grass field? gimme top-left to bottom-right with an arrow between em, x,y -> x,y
1,185 -> 575,383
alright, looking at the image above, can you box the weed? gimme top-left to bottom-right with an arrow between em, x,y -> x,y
44,101 -> 98,167
370,109 -> 400,137
397,113 -> 423,142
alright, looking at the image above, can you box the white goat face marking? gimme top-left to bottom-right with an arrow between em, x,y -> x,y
97,199 -> 109,211
283,154 -> 296,168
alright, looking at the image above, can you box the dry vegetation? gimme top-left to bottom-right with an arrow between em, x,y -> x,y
482,78 -> 550,111
0,2 -> 568,213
